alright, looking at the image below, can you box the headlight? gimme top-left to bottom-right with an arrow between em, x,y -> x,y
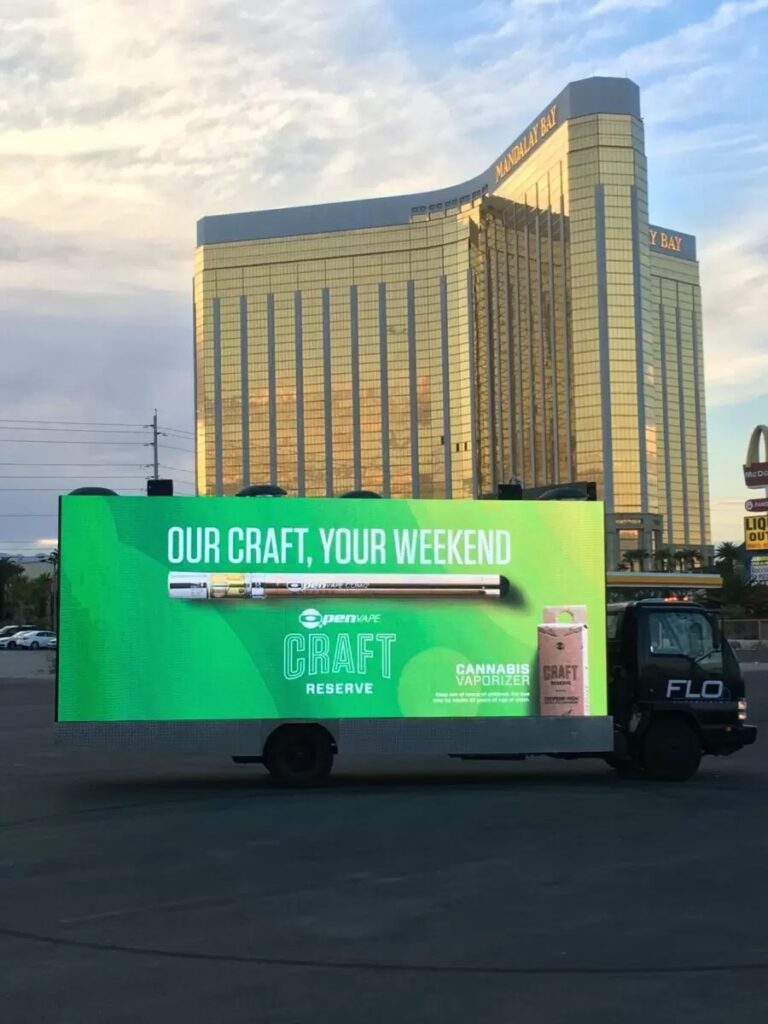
738,698 -> 748,722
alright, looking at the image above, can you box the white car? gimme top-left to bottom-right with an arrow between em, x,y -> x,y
15,630 -> 57,650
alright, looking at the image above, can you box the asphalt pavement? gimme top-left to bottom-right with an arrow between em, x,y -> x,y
1,659 -> 767,1024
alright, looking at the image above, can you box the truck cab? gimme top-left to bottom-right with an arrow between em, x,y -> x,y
607,600 -> 757,779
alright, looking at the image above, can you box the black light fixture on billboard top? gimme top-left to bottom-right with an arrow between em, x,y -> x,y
147,479 -> 174,497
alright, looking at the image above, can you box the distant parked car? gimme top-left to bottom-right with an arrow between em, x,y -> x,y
0,624 -> 38,643
15,630 -> 57,650
0,627 -> 39,649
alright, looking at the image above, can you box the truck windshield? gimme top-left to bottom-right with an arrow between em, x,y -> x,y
607,611 -> 622,639
648,610 -> 722,670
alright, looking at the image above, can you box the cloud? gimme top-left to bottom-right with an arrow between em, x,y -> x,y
587,0 -> 669,14
700,211 -> 768,408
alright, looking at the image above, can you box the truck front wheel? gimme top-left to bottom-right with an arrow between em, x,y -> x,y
640,717 -> 701,781
263,726 -> 334,787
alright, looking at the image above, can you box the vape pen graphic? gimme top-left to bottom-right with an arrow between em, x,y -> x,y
168,571 -> 509,600
537,605 -> 589,716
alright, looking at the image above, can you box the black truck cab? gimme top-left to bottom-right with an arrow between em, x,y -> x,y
607,600 -> 757,779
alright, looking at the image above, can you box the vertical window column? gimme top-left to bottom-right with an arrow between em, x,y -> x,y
407,279 -> 419,497
547,208 -> 559,483
267,293 -> 277,484
630,185 -> 648,510
466,268 -> 479,497
378,282 -> 391,497
350,285 -> 362,491
559,197 -> 573,481
239,295 -> 250,489
594,184 -> 614,512
439,274 -> 452,497
675,298 -> 689,544
322,287 -> 333,496
659,303 -> 673,545
212,296 -> 223,496
294,290 -> 305,496
691,305 -> 707,545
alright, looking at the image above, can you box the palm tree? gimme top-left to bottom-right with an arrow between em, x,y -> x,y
635,549 -> 650,571
622,549 -> 641,571
0,557 -> 24,621
654,548 -> 673,572
47,548 -> 59,568
672,550 -> 688,572
716,541 -> 741,579
682,548 -> 701,571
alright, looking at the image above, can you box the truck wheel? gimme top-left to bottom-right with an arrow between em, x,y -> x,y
263,726 -> 334,787
641,718 -> 701,781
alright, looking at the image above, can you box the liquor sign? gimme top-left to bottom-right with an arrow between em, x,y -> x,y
744,515 -> 768,551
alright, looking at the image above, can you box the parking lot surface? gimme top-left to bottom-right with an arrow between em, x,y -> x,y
1,665 -> 767,1024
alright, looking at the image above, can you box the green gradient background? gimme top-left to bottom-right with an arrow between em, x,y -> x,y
58,497 -> 606,721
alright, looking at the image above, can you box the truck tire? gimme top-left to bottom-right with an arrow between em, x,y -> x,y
640,717 -> 701,781
263,726 -> 334,787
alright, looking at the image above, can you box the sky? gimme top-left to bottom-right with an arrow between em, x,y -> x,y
1,0 -> 768,552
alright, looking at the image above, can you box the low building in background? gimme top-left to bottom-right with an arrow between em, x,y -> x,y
194,75 -> 710,568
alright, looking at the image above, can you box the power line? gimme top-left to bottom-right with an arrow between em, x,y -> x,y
161,444 -> 194,454
0,462 -> 147,467
160,426 -> 194,437
0,425 -> 149,435
159,465 -> 195,475
0,439 -> 147,446
0,488 -> 195,492
0,475 -> 154,479
0,513 -> 59,517
0,417 -> 146,427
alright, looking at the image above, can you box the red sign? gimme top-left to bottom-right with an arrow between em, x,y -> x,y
743,463 -> 768,488
746,498 -> 768,512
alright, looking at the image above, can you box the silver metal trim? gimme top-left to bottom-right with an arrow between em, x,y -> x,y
56,716 -> 614,757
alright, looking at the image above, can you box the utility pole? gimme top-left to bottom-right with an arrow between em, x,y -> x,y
151,409 -> 159,480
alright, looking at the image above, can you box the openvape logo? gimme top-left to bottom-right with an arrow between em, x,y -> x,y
299,609 -> 323,629
298,608 -> 381,629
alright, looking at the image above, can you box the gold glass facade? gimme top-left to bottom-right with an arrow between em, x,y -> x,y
650,245 -> 710,549
194,76 -> 710,560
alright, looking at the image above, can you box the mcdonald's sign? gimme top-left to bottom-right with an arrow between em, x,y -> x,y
744,426 -> 768,488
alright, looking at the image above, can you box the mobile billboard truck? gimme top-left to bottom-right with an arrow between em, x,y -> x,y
57,495 -> 755,783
